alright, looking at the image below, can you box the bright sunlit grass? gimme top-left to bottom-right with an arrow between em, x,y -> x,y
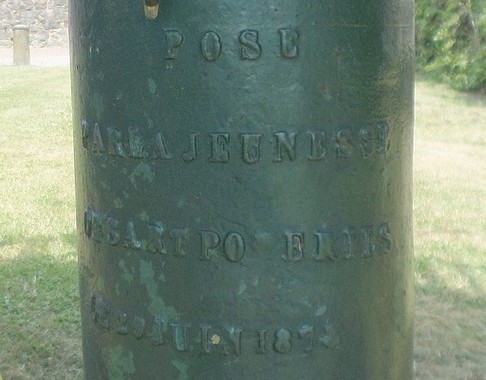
0,68 -> 484,379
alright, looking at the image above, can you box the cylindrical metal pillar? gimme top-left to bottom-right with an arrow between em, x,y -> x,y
13,25 -> 30,66
70,1 -> 414,378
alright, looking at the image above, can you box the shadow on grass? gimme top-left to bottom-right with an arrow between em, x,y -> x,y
0,231 -> 83,379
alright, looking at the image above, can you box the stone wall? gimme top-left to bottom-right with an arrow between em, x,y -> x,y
0,0 -> 68,47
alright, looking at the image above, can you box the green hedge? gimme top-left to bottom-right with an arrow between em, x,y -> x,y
416,0 -> 486,91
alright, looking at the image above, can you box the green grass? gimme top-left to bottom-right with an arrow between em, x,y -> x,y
0,68 -> 485,379
413,78 -> 486,380
0,67 -> 81,379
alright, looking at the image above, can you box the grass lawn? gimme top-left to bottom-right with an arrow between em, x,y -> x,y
0,67 -> 485,379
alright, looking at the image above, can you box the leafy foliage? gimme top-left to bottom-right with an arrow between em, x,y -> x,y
416,0 -> 486,91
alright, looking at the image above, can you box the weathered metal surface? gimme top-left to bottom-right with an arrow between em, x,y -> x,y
70,1 -> 414,378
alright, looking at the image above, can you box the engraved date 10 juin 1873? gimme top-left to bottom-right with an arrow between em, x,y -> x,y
89,293 -> 339,356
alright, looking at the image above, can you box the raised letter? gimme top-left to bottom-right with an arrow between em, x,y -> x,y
274,328 -> 292,353
308,131 -> 327,160
165,30 -> 184,60
241,133 -> 262,164
201,31 -> 222,62
147,222 -> 167,254
338,227 -> 354,260
359,125 -> 376,158
200,230 -> 221,260
376,121 -> 390,154
128,126 -> 145,158
200,325 -> 212,354
91,123 -> 106,153
336,129 -> 353,158
151,316 -> 165,346
299,325 -> 314,352
171,322 -> 190,352
223,327 -> 243,356
132,316 -> 146,339
279,28 -> 299,58
171,228 -> 189,256
84,208 -> 103,243
274,132 -> 297,162
378,222 -> 393,254
82,120 -> 90,149
123,221 -> 142,250
359,225 -> 375,258
209,133 -> 230,163
240,30 -> 262,60
284,231 -> 304,261
314,230 -> 335,261
182,133 -> 198,162
153,132 -> 173,159
115,309 -> 128,335
257,329 -> 267,354
105,216 -> 121,246
107,127 -> 126,157
223,232 -> 246,263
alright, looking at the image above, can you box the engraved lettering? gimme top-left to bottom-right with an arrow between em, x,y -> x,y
82,120 -> 90,148
84,208 -> 103,243
257,329 -> 267,354
376,121 -> 390,154
339,227 -> 354,260
96,297 -> 111,330
153,132 -> 173,160
378,222 -> 393,254
91,123 -> 106,153
199,230 -> 221,260
84,207 -> 393,263
223,232 -> 246,263
320,323 -> 339,348
165,30 -> 184,60
182,133 -> 198,162
123,221 -> 142,250
223,327 -> 243,356
200,325 -> 212,354
239,30 -> 262,60
115,309 -> 129,335
314,230 -> 335,261
90,293 -> 341,354
274,132 -> 297,162
279,28 -> 299,58
105,216 -> 121,246
107,127 -> 126,157
274,328 -> 292,353
284,231 -> 304,261
83,121 -> 391,164
132,316 -> 146,339
299,325 -> 314,352
359,124 -> 376,158
147,222 -> 167,255
150,316 -> 165,346
90,293 -> 96,321
209,133 -> 230,163
308,131 -> 327,160
201,31 -> 222,62
241,133 -> 262,164
359,225 -> 375,258
336,129 -> 353,158
171,322 -> 190,352
128,126 -> 145,158
171,228 -> 188,256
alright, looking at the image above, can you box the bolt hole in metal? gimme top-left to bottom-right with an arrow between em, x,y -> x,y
144,0 -> 159,20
